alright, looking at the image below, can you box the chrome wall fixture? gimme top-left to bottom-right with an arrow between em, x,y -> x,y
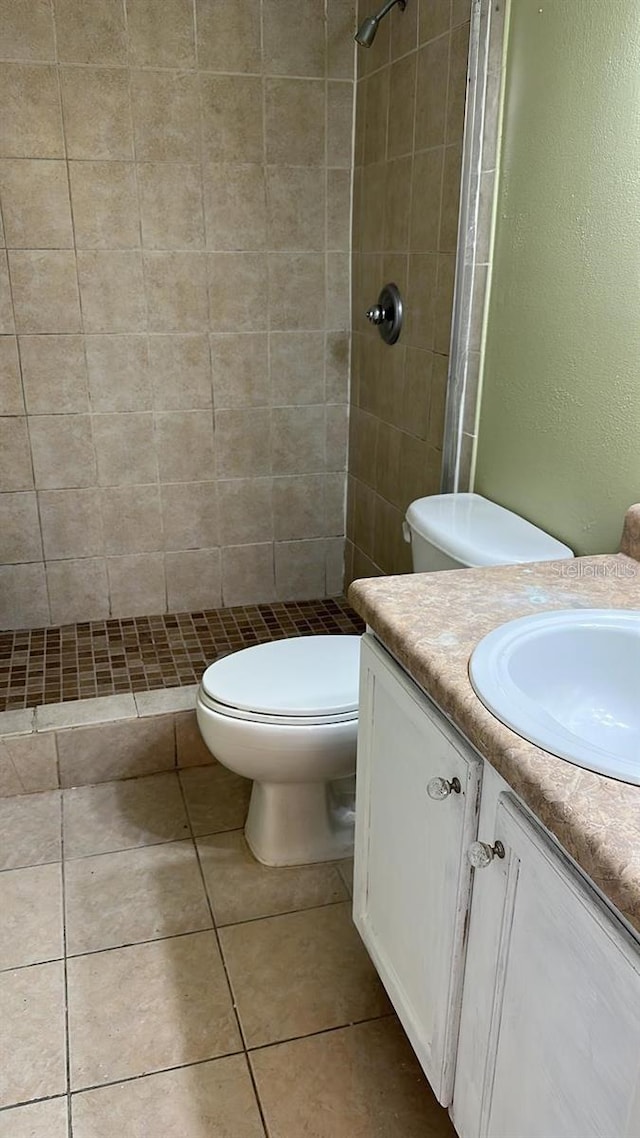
354,0 -> 406,47
365,282 -> 404,345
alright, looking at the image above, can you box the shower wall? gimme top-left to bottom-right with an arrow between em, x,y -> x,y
0,0 -> 355,630
346,0 -> 470,580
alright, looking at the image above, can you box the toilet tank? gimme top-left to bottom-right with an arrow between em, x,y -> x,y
404,493 -> 574,573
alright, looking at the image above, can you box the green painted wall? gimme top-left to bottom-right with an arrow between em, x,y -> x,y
475,0 -> 640,554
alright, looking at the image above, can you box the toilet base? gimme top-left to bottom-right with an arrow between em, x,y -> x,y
245,779 -> 355,867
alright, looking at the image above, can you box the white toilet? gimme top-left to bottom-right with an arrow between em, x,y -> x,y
196,493 -> 573,867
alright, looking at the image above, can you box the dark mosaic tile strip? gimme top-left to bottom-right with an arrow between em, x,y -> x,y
0,598 -> 364,711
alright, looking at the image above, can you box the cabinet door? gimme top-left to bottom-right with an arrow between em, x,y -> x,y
353,635 -> 482,1105
454,793 -> 640,1138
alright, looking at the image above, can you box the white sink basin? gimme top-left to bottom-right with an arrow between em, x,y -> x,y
470,609 -> 640,785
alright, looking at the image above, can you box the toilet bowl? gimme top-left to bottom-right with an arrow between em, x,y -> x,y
196,635 -> 360,867
197,493 -> 574,867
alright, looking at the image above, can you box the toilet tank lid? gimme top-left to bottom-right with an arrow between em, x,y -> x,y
405,493 -> 574,568
201,635 -> 361,717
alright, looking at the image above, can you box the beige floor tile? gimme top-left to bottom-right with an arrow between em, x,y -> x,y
71,1055 -> 264,1138
0,862 -> 63,970
197,830 -> 348,926
0,790 -> 61,871
219,902 -> 391,1048
63,773 -> 190,859
180,765 -> 251,836
0,1097 -> 69,1138
68,931 -> 241,1089
65,839 -> 212,955
0,961 -> 67,1108
251,1017 -> 455,1138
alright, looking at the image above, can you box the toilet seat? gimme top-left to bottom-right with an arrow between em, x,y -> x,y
200,635 -> 361,727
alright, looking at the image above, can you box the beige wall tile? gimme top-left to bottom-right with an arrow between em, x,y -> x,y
200,75 -> 263,164
131,70 -> 200,163
161,481 -> 219,551
9,250 -> 81,333
77,251 -> 145,332
266,166 -> 325,252
54,0 -> 127,65
215,407 -> 271,477
265,79 -> 325,166
134,687 -> 197,716
275,538 -> 326,599
30,413 -> 96,489
86,334 -> 151,413
428,351 -> 448,448
263,0 -> 325,77
210,333 -> 269,409
387,53 -> 417,160
324,535 -> 345,593
415,35 -> 449,151
363,71 -> 389,165
0,492 -> 42,562
218,478 -> 273,544
61,67 -> 133,160
221,542 -> 275,606
327,169 -> 351,252
273,474 -> 325,540
0,733 -> 58,796
144,252 -> 208,332
100,484 -> 161,554
39,488 -> 104,559
0,564 -> 49,628
69,161 -> 139,249
439,143 -> 462,252
447,22 -> 470,144
92,412 -> 156,486
107,552 -> 166,616
207,253 -> 268,333
327,81 -> 354,168
0,0 -> 56,61
409,147 -> 444,252
390,0 -> 418,57
36,693 -> 136,732
419,0 -> 450,43
0,336 -> 24,414
47,556 -> 110,623
126,0 -> 195,68
139,163 -> 204,250
165,548 -> 222,611
203,163 -> 266,251
405,252 -> 438,349
326,331 -> 349,401
326,402 -> 348,470
270,331 -> 324,406
384,155 -> 412,252
196,0 -> 261,73
0,961 -> 66,1107
19,334 -> 89,414
0,64 -> 64,158
433,253 -> 455,354
272,405 -> 325,475
149,335 -> 212,411
326,252 -> 350,330
328,0 -> 356,79
0,159 -> 72,248
155,410 -> 215,482
268,253 -> 325,330
0,253 -> 14,333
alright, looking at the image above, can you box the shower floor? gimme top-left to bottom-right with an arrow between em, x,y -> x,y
0,597 -> 364,712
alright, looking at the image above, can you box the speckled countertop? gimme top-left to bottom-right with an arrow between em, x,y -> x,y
348,504 -> 640,934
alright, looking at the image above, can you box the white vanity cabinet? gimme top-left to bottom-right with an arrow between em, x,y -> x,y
452,767 -> 640,1138
353,634 -> 482,1104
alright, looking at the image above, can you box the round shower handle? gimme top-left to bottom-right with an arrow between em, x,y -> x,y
364,282 -> 403,345
366,304 -> 385,325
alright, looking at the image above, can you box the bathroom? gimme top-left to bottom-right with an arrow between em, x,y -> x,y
2,0 -> 640,1134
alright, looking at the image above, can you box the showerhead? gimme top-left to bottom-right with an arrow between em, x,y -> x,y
354,0 -> 406,48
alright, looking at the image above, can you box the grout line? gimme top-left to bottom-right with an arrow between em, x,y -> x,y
246,1009 -> 397,1055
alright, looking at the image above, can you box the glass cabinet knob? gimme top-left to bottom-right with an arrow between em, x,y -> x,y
427,776 -> 461,800
467,840 -> 506,869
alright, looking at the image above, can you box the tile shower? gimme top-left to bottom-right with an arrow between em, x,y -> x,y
0,0 -> 468,1132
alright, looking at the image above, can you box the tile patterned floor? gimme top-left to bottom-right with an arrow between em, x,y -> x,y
0,767 -> 457,1137
0,597 -> 365,711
